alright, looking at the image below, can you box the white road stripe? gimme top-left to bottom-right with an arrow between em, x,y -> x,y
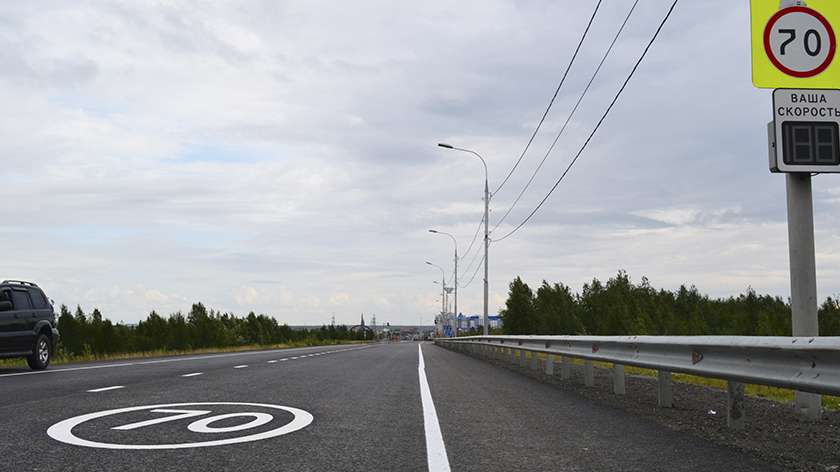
87,386 -> 125,393
418,344 -> 451,472
233,365 -> 248,369
0,344 -> 377,378
182,373 -> 203,377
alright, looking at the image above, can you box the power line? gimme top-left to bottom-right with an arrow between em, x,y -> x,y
459,253 -> 486,289
458,227 -> 485,287
492,0 -> 604,196
459,212 -> 484,262
494,0 -> 639,231
494,0 -> 681,243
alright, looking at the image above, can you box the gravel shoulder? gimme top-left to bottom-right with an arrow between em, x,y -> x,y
453,347 -> 840,472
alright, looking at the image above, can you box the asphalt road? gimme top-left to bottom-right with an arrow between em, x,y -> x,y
1,342 -> 783,471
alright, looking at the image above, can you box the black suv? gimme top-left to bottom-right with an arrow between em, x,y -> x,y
0,281 -> 59,369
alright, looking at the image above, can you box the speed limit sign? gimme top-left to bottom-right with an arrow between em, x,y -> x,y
752,1 -> 840,89
765,6 -> 835,77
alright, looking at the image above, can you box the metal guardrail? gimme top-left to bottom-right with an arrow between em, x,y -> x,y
435,335 -> 840,427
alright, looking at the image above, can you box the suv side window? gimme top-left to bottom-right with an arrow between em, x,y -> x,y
27,288 -> 46,309
0,290 -> 10,310
12,290 -> 31,310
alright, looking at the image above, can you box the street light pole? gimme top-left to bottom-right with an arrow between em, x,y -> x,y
427,261 -> 446,335
429,229 -> 457,332
438,143 -> 490,335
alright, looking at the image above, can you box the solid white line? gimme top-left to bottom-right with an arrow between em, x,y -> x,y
87,386 -> 125,393
418,344 -> 451,472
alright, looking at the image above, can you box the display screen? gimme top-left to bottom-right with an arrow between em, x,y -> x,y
782,121 -> 840,166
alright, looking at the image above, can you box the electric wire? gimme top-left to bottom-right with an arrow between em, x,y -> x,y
493,0 -> 638,231
458,253 -> 486,289
457,232 -> 484,288
493,0 -> 681,243
458,212 -> 484,262
492,0 -> 604,196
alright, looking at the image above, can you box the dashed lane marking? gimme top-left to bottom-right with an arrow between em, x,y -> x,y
87,386 -> 125,393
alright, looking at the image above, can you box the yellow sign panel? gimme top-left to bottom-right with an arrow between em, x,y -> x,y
751,0 -> 840,89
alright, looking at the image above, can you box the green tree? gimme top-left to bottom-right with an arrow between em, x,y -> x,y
56,304 -> 83,356
819,296 -> 840,336
500,277 -> 536,335
534,281 -> 583,335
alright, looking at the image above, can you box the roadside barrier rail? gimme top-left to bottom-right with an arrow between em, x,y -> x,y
434,335 -> 840,427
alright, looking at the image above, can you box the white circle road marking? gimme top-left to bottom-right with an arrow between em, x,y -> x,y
47,402 -> 313,450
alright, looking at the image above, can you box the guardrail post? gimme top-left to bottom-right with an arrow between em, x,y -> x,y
659,371 -> 672,408
613,363 -> 626,395
519,349 -> 527,367
561,356 -> 570,380
584,359 -> 594,387
531,351 -> 539,370
727,381 -> 745,430
546,355 -> 554,375
508,347 -> 515,363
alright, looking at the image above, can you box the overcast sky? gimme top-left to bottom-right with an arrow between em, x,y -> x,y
2,0 -> 838,327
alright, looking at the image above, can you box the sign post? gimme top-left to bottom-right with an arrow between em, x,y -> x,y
752,0 -> 840,421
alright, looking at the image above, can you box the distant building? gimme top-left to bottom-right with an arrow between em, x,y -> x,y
466,315 -> 502,330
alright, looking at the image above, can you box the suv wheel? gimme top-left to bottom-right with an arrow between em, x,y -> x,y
27,333 -> 51,370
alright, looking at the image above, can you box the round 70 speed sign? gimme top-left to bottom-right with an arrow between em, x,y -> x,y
764,6 -> 837,78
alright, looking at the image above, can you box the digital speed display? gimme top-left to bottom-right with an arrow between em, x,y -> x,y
781,121 -> 840,166
772,89 -> 840,173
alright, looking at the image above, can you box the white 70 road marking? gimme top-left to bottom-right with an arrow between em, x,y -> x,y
48,402 -> 313,450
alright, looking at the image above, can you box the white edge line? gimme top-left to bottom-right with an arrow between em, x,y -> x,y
418,344 -> 451,472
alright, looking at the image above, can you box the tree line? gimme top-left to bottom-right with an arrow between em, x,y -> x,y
498,271 -> 840,336
56,301 -> 369,359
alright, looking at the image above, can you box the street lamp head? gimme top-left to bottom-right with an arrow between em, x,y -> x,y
438,143 -> 453,149
428,229 -> 438,233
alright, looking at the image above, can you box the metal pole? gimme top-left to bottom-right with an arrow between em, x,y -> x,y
430,230 -> 457,334
786,172 -> 821,421
427,262 -> 446,336
483,176 -> 489,335
437,143 -> 489,335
